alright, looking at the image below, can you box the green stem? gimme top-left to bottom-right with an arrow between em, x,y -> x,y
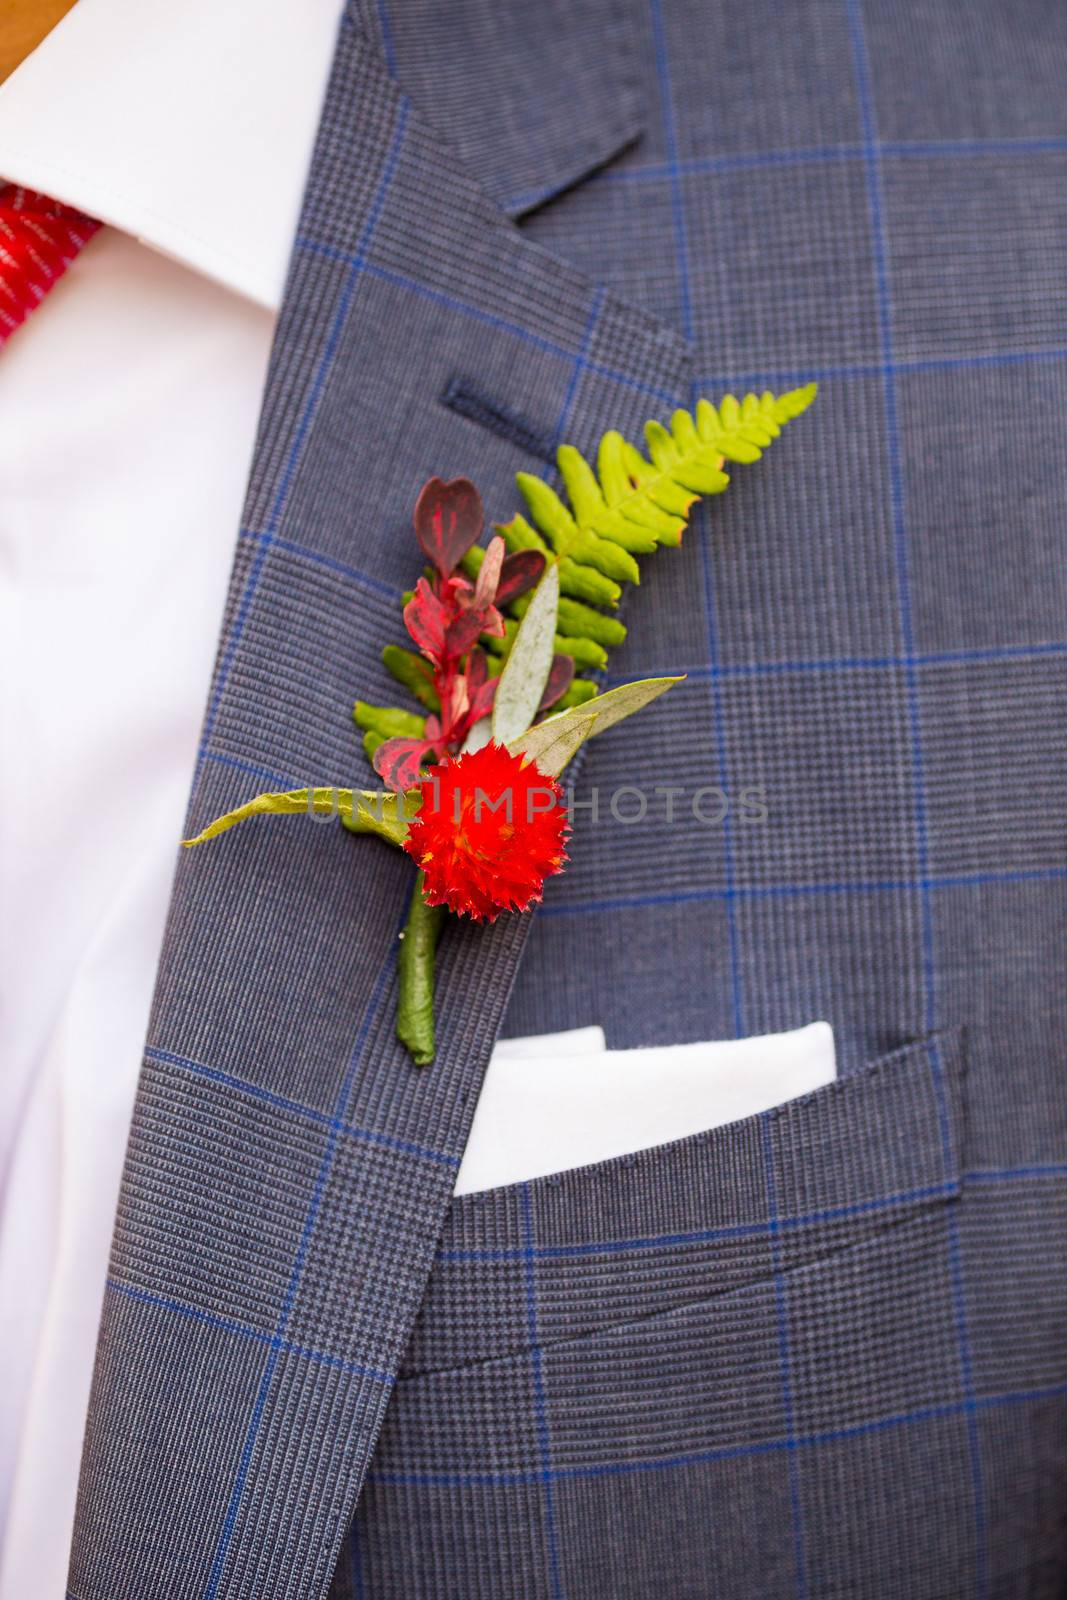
396,871 -> 444,1066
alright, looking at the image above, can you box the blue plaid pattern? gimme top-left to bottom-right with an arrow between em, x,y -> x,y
69,1 -> 1066,1597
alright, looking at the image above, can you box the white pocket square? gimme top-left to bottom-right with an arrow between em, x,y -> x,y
455,1020 -> 836,1195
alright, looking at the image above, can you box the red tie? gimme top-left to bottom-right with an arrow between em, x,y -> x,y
0,183 -> 100,347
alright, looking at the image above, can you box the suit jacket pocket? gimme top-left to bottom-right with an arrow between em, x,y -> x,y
360,1031 -> 978,1597
401,1027 -> 967,1378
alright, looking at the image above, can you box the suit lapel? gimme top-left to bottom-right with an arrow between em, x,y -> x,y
70,10 -> 687,1599
348,0 -> 646,217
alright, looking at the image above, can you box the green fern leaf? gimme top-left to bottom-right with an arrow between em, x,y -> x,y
353,701 -> 427,739
469,525 -> 623,609
378,384 -> 816,760
510,589 -> 628,650
482,618 -> 608,673
518,385 -> 816,589
554,677 -> 599,711
353,703 -> 427,773
516,473 -> 641,584
382,644 -> 440,712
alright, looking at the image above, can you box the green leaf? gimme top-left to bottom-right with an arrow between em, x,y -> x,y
558,443 -> 658,553
510,675 -> 685,777
353,701 -> 426,739
497,512 -> 546,555
510,590 -> 627,650
482,618 -> 607,672
557,555 -> 622,609
497,516 -> 623,608
379,388 -> 815,772
183,788 -> 415,849
491,561 -> 560,744
554,632 -> 607,673
509,385 -> 816,622
554,677 -> 599,711
381,644 -> 440,712
517,475 -> 640,584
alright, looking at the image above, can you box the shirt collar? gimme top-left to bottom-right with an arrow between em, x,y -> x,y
0,0 -> 343,310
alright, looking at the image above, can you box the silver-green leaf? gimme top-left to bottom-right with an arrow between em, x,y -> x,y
490,560 -> 560,745
509,675 -> 685,777
183,787 -> 414,849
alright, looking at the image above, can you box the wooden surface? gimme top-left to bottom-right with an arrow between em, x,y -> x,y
0,0 -> 78,86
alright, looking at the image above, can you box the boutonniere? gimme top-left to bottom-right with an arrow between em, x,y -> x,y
185,385 -> 816,1064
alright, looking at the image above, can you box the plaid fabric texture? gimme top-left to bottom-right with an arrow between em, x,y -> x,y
70,1 -> 1067,1597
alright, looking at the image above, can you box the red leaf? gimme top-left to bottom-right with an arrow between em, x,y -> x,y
473,535 -> 505,609
447,675 -> 470,727
495,549 -> 546,606
538,653 -> 576,714
466,646 -> 490,691
403,577 -> 448,660
413,477 -> 483,578
373,736 -> 433,793
467,674 -> 498,723
446,602 -> 503,658
456,648 -> 497,733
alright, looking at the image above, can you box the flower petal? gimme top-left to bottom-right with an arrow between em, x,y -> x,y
402,742 -> 568,920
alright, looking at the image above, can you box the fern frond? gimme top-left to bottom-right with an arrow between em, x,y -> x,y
482,617 -> 608,673
462,532 -> 622,610
492,384 -> 814,662
528,384 -> 816,571
354,700 -> 426,765
511,589 -> 628,650
353,701 -> 427,739
555,677 -> 599,710
382,644 -> 440,712
381,385 -> 816,752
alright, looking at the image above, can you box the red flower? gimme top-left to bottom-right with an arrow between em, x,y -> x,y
404,742 -> 568,921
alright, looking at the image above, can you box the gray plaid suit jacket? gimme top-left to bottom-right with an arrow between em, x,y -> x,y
68,2 -> 1067,1596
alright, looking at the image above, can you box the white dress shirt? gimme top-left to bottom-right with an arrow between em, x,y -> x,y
0,6 -> 834,1593
0,3 -> 342,1592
